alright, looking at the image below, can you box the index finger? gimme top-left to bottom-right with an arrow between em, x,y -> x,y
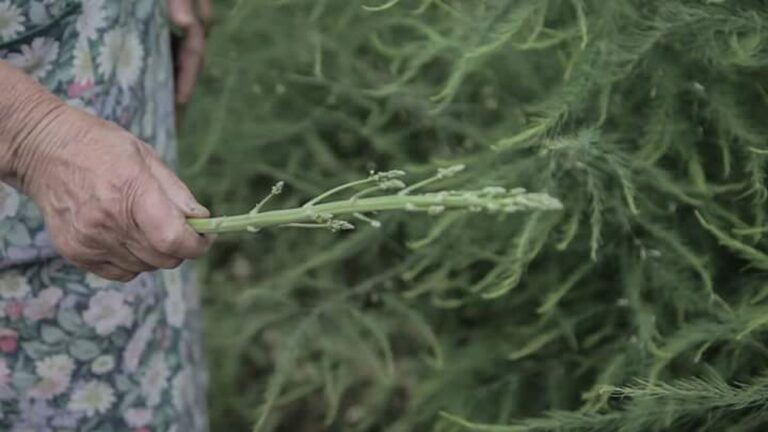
132,181 -> 213,260
152,214 -> 212,260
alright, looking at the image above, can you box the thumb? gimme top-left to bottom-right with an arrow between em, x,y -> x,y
144,152 -> 209,218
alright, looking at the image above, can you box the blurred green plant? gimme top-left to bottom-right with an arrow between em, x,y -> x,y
179,0 -> 768,431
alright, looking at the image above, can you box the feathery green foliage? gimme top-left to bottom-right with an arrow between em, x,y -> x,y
180,0 -> 768,430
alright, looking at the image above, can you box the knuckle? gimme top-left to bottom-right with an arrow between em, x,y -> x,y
81,266 -> 101,277
94,267 -> 119,281
137,261 -> 155,272
135,264 -> 155,274
131,138 -> 156,158
95,265 -> 135,283
155,227 -> 185,254
123,178 -> 149,215
159,257 -> 183,270
117,248 -> 151,273
61,243 -> 91,264
94,270 -> 113,280
79,206 -> 109,229
116,273 -> 138,283
74,261 -> 98,275
79,230 -> 106,250
115,259 -> 142,273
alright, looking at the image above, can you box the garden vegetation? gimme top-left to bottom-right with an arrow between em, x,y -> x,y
180,1 -> 768,431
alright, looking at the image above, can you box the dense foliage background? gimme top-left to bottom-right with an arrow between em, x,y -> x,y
180,0 -> 768,430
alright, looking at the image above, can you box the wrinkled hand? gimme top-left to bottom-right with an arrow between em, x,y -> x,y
20,105 -> 214,282
168,0 -> 212,106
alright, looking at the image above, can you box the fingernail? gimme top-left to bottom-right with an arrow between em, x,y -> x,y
188,202 -> 209,216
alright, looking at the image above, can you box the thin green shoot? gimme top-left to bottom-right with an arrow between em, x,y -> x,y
188,167 -> 561,234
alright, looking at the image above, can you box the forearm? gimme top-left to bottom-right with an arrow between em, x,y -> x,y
0,60 -> 67,187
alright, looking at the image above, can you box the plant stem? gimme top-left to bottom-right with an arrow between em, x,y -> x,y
187,192 -> 561,233
302,178 -> 374,207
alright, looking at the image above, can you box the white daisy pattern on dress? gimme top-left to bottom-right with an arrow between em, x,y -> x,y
23,286 -> 63,322
73,37 -> 95,84
36,354 -> 75,383
123,313 -> 157,373
68,380 -> 116,417
27,376 -> 69,399
0,1 -> 25,41
0,272 -> 30,299
82,290 -> 134,336
98,27 -> 144,88
164,269 -> 186,328
28,354 -> 76,399
6,37 -> 60,80
172,367 -> 194,411
75,0 -> 105,40
140,353 -> 170,407
90,355 -> 115,375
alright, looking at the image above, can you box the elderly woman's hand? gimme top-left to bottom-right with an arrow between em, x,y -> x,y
168,0 -> 212,106
0,62 -> 213,282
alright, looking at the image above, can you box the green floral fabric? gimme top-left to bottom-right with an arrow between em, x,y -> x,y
0,1 -> 209,431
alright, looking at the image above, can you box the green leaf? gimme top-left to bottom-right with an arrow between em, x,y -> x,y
22,341 -> 55,360
11,371 -> 37,393
28,1 -> 49,24
508,329 -> 561,361
41,325 -> 69,345
118,389 -> 142,411
5,221 -> 31,245
69,339 -> 100,361
57,308 -> 86,335
115,375 -> 135,394
109,328 -> 130,346
64,282 -> 91,295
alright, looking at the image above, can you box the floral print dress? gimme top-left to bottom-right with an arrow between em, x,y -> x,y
0,1 -> 209,431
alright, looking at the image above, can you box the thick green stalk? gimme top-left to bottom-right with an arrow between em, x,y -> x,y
188,191 -> 562,233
